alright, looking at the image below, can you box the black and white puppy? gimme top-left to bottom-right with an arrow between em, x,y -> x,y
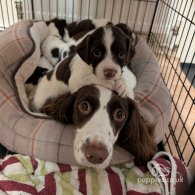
26,18 -> 101,97
41,18 -> 75,66
46,18 -> 70,42
41,36 -> 76,66
42,85 -> 156,169
31,24 -> 137,112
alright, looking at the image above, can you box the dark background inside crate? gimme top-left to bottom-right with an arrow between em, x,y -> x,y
181,63 -> 195,88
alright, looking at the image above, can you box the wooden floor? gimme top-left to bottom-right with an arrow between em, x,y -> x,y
156,53 -> 195,171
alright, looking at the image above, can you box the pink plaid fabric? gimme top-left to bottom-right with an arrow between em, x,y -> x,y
132,38 -> 171,143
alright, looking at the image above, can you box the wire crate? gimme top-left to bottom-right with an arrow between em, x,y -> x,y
0,0 -> 194,170
148,0 -> 194,170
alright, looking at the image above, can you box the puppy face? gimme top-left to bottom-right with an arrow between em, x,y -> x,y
46,18 -> 69,41
72,85 -> 128,169
42,85 -> 156,169
76,25 -> 133,80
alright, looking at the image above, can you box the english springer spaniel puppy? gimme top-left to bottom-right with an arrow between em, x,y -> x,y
41,36 -> 76,66
41,18 -> 75,67
26,19 -> 112,98
31,23 -> 137,112
42,85 -> 156,169
38,19 -> 111,71
46,18 -> 70,42
43,18 -> 111,66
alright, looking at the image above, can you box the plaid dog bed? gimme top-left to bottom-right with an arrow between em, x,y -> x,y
0,20 -> 171,165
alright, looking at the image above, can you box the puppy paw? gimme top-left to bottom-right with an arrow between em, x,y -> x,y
115,78 -> 135,99
114,78 -> 128,98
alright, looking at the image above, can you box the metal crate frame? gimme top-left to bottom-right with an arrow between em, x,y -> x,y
148,0 -> 194,168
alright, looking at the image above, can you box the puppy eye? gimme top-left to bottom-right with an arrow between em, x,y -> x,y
118,51 -> 126,59
113,109 -> 126,122
78,101 -> 91,114
93,48 -> 102,58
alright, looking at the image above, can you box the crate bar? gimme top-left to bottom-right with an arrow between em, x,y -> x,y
151,0 -> 166,53
87,0 -> 90,19
111,0 -> 115,22
72,0 -> 74,22
187,139 -> 195,166
155,0 -> 170,59
150,0 -> 165,53
159,1 -> 179,78
165,5 -> 194,115
164,134 -> 174,155
132,0 -> 141,31
40,0 -> 43,19
140,0 -> 148,37
156,0 -> 176,71
147,0 -> 158,42
49,0 -> 51,20
150,33 -> 194,102
119,0 -> 124,23
26,0 -> 31,19
104,0 -> 107,19
165,99 -> 194,157
126,0 -> 132,24
162,0 -> 190,84
56,0 -> 58,18
11,0 -> 15,22
173,32 -> 195,106
150,2 -> 194,168
5,0 -> 10,25
150,41 -> 180,89
31,0 -> 34,19
166,124 -> 185,162
181,113 -> 194,155
79,0 -> 82,20
158,0 -> 179,76
162,0 -> 195,26
176,58 -> 195,142
23,0 -> 26,19
0,0 -> 6,29
95,0 -> 98,18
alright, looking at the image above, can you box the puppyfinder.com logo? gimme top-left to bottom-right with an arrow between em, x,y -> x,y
137,164 -> 184,185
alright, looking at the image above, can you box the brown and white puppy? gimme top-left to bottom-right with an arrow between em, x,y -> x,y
41,18 -> 111,67
42,85 -> 156,169
28,19 -> 111,85
31,24 -> 137,112
26,19 -> 111,87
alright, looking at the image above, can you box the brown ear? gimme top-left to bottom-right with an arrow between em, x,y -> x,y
126,39 -> 135,65
41,93 -> 76,124
115,23 -> 133,37
117,98 -> 157,163
76,35 -> 90,64
115,23 -> 136,65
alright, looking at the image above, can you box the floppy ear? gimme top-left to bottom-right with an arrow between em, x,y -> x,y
115,23 -> 136,65
41,93 -> 77,124
117,98 -> 157,163
126,38 -> 135,65
115,23 -> 133,37
76,35 -> 91,64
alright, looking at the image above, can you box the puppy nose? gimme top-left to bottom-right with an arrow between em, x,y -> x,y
104,69 -> 117,79
85,145 -> 108,164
